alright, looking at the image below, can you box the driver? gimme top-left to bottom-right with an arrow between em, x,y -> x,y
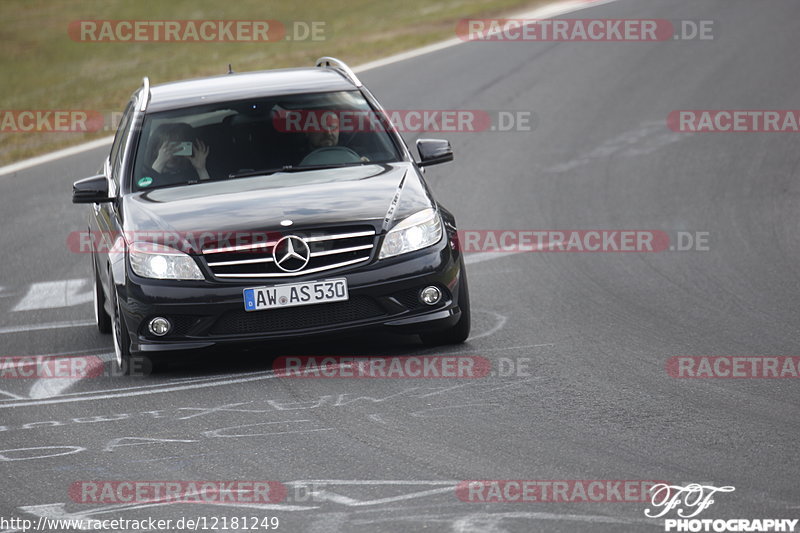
307,112 -> 340,150
299,112 -> 368,166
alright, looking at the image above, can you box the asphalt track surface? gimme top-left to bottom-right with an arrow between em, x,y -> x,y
1,0 -> 799,531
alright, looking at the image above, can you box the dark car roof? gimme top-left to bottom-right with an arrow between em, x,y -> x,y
146,67 -> 356,112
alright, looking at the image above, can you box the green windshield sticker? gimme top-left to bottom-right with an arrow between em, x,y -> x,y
138,176 -> 153,187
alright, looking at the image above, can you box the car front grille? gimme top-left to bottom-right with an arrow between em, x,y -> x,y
209,296 -> 386,335
201,226 -> 376,279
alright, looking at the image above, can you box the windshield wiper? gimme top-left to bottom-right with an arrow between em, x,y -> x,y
228,163 -> 363,179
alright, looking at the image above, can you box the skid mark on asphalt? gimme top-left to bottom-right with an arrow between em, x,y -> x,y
546,120 -> 690,173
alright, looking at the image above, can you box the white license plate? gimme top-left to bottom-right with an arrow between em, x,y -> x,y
243,279 -> 348,312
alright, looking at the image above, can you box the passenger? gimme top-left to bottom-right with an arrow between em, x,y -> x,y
144,123 -> 210,183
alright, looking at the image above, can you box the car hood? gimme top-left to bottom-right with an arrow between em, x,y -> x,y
123,162 -> 434,249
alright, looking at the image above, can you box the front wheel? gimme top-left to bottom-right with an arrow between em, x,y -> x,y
110,283 -> 132,373
420,267 -> 471,346
110,286 -> 161,376
93,258 -> 112,334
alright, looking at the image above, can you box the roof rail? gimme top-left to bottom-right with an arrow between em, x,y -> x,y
138,76 -> 150,112
315,57 -> 362,87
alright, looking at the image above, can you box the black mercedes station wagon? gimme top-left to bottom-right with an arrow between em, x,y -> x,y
73,57 -> 469,370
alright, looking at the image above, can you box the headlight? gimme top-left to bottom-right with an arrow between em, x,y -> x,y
129,242 -> 204,280
379,208 -> 442,259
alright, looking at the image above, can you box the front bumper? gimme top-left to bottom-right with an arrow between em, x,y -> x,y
117,236 -> 465,355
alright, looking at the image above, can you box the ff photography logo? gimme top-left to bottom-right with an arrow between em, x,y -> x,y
645,483 -> 798,532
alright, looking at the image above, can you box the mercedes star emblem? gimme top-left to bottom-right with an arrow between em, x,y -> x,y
273,235 -> 311,272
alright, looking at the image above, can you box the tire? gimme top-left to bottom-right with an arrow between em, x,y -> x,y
110,283 -> 131,372
93,258 -> 112,334
110,284 -> 161,376
420,266 -> 471,346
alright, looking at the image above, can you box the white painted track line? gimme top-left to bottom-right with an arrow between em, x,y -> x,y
0,320 -> 94,335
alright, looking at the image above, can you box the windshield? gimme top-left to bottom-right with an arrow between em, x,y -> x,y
131,90 -> 402,192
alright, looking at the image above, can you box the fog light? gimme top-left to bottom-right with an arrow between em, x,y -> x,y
148,317 -> 171,336
420,286 -> 442,306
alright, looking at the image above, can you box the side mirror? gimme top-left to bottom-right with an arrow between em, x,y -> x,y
416,138 -> 453,167
73,174 -> 113,204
